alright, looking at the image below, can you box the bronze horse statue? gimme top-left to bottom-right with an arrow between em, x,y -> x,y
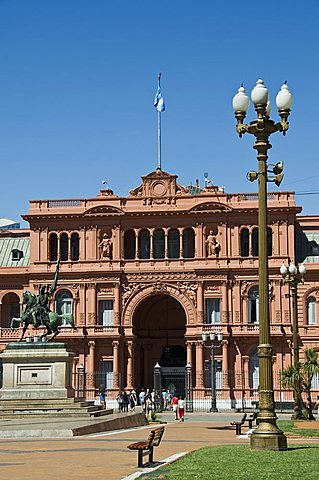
10,291 -> 76,342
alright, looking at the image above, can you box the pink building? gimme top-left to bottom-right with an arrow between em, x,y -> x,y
1,169 -> 319,409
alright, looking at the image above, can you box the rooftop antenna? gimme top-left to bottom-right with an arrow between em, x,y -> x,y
154,73 -> 165,171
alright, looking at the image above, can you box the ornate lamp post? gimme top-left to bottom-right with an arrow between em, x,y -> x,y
280,261 -> 306,418
232,79 -> 292,450
202,329 -> 223,412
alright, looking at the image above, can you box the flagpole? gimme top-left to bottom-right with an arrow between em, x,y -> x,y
157,73 -> 162,170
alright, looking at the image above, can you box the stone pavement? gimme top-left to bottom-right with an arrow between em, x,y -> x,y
0,412 -> 317,480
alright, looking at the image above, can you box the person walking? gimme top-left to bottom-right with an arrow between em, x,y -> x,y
178,396 -> 185,422
172,393 -> 179,420
129,389 -> 137,412
122,391 -> 129,412
116,391 -> 124,413
98,384 -> 106,409
139,388 -> 146,411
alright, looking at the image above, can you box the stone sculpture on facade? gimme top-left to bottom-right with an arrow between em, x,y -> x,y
205,230 -> 220,257
99,233 -> 112,259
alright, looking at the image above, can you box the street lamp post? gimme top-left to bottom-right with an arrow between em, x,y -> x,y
280,261 -> 306,418
232,79 -> 292,450
202,330 -> 223,412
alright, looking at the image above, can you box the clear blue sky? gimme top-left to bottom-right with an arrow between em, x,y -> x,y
0,0 -> 318,225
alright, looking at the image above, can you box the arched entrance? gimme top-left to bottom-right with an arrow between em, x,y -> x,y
133,294 -> 187,392
1,293 -> 20,328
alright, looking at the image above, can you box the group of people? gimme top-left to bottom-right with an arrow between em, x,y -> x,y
116,389 -> 138,412
138,388 -> 185,421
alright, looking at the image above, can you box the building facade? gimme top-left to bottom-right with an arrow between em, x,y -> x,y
1,169 -> 319,409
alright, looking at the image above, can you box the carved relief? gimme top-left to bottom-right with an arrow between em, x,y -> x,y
98,287 -> 113,295
204,285 -> 221,293
176,283 -> 197,306
126,272 -> 198,282
98,233 -> 112,260
205,230 -> 220,257
122,283 -> 146,304
152,282 -> 168,294
79,313 -> 85,325
241,281 -> 251,298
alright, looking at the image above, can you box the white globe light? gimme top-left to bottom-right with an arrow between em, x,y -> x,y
289,262 -> 297,275
266,100 -> 271,116
276,82 -> 292,110
251,79 -> 269,106
299,264 -> 306,275
232,85 -> 250,113
280,263 -> 288,276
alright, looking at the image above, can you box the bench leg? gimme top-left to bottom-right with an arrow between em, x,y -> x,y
236,425 -> 241,435
148,447 -> 154,464
138,450 -> 143,468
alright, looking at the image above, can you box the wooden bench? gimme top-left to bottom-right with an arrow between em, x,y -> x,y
230,413 -> 247,435
127,426 -> 165,467
246,412 -> 258,429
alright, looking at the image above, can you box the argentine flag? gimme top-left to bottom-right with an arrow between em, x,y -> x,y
154,84 -> 165,112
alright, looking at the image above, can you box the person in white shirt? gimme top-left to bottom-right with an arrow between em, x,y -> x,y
178,396 -> 185,422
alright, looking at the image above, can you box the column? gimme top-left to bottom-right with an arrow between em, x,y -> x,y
87,283 -> 97,326
112,340 -> 120,390
186,341 -> 193,365
222,340 -> 229,388
164,228 -> 169,259
179,228 -> 183,259
195,223 -> 203,258
134,229 -> 139,260
87,341 -> 95,388
221,281 -> 229,324
79,227 -> 86,260
150,228 -> 154,260
197,282 -> 204,324
126,340 -> 134,390
195,341 -> 204,389
114,283 -> 121,326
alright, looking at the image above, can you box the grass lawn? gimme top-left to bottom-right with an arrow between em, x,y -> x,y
140,444 -> 319,479
278,420 -> 319,437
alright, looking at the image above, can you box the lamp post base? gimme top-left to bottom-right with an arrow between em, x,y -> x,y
250,422 -> 287,450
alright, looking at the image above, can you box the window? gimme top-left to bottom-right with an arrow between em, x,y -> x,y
249,350 -> 259,390
55,289 -> 73,325
240,228 -> 249,257
11,249 -> 23,261
307,297 -> 317,325
204,360 -> 222,389
248,287 -> 259,324
267,227 -> 273,257
139,229 -> 150,259
98,361 -> 113,389
60,233 -> 69,261
99,300 -> 114,326
168,229 -> 179,259
183,228 -> 195,258
49,233 -> 58,261
154,229 -> 165,259
71,233 -> 80,261
252,228 -> 258,256
205,298 -> 221,324
124,230 -> 135,259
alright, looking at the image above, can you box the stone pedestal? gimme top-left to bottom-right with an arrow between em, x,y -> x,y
0,342 -> 75,401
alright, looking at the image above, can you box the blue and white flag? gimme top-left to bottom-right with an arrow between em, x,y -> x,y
154,83 -> 165,112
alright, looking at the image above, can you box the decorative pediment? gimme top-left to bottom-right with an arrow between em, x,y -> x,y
129,169 -> 188,203
84,205 -> 124,216
189,202 -> 232,214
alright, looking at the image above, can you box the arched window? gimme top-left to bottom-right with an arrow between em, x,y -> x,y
249,350 -> 259,390
71,233 -> 80,261
49,233 -> 58,262
124,230 -> 135,259
183,228 -> 195,258
139,229 -> 150,259
248,287 -> 259,324
154,229 -> 165,259
1,292 -> 20,328
267,227 -> 273,257
307,296 -> 317,325
55,289 -> 73,325
60,233 -> 69,261
240,228 -> 249,257
252,228 -> 258,257
168,229 -> 179,259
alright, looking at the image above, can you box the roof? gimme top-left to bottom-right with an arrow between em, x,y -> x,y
0,218 -> 20,229
0,237 -> 30,267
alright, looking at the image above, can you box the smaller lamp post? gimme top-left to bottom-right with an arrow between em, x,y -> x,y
280,261 -> 306,418
202,329 -> 223,412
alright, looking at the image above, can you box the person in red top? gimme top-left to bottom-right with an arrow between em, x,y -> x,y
172,393 -> 179,420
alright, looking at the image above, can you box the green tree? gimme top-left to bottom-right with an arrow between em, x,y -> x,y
281,348 -> 319,420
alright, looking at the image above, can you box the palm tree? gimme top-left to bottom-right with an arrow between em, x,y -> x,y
281,348 -> 319,420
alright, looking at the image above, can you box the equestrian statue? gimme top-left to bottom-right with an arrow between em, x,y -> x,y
10,259 -> 76,342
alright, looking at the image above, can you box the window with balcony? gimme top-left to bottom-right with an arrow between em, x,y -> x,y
55,289 -> 73,325
99,300 -> 114,326
240,228 -> 249,257
71,233 -> 80,261
252,228 -> 258,256
139,229 -> 150,259
248,287 -> 259,324
154,229 -> 165,259
183,228 -> 195,258
60,233 -> 69,261
49,233 -> 58,261
307,296 -> 317,325
168,229 -> 179,259
204,359 -> 222,389
249,350 -> 259,390
205,298 -> 221,324
98,361 -> 113,389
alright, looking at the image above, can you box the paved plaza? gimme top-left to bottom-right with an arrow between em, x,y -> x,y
0,412 -> 317,480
